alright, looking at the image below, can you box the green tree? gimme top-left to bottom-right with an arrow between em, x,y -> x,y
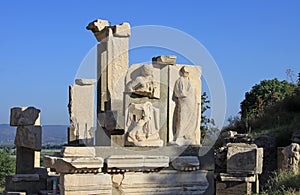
240,78 -> 296,120
201,92 -> 213,140
0,149 -> 15,187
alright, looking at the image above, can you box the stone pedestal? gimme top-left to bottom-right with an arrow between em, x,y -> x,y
59,174 -> 112,195
113,170 -> 208,194
226,143 -> 263,174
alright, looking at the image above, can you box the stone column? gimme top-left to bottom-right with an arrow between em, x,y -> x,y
10,107 -> 41,174
86,19 -> 130,146
68,79 -> 96,146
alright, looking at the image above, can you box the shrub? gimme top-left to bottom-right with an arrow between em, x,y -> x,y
0,149 -> 15,187
262,171 -> 300,194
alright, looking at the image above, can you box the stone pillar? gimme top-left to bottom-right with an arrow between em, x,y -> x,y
68,79 -> 96,146
10,107 -> 41,174
86,19 -> 130,146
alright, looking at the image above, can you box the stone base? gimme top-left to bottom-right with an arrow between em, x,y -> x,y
62,146 -> 215,170
113,170 -> 209,194
216,181 -> 252,195
4,174 -> 47,194
106,155 -> 169,172
130,139 -> 164,147
59,174 -> 112,195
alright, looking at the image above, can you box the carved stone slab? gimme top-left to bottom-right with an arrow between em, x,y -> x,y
106,155 -> 169,172
117,170 -> 208,194
61,146 -> 96,157
59,173 -> 112,195
227,143 -> 263,174
171,156 -> 200,171
51,157 -> 104,174
168,65 -> 202,145
14,126 -> 41,150
10,107 -> 40,126
69,83 -> 95,146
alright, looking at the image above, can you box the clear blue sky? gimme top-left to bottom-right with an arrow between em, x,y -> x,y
0,1 -> 299,125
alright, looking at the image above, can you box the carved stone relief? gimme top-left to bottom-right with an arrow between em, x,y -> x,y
172,66 -> 200,145
125,101 -> 163,146
126,64 -> 160,99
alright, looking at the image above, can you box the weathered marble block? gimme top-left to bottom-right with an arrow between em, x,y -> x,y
50,157 -> 104,174
69,82 -> 95,146
61,146 -> 96,157
75,78 -> 96,86
171,156 -> 200,171
114,170 -> 209,194
59,173 -> 112,195
106,155 -> 169,172
14,126 -> 41,150
152,55 -> 177,65
10,107 -> 40,126
226,143 -> 263,174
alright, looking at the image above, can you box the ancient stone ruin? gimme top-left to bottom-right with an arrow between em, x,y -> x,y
47,18 -> 207,195
3,19 -> 266,195
5,107 -> 58,194
215,131 -> 263,195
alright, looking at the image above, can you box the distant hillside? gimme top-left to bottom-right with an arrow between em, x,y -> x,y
0,124 -> 68,145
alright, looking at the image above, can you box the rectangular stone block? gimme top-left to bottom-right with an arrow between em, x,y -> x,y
113,22 -> 131,37
75,78 -> 96,86
14,126 -> 41,150
117,170 -> 209,194
69,84 -> 95,146
10,107 -> 40,126
61,146 -> 96,157
16,147 -> 35,174
216,181 -> 252,195
152,55 -> 177,65
227,144 -> 263,174
218,173 -> 255,182
171,156 -> 199,171
59,174 -> 112,195
106,155 -> 169,171
4,175 -> 46,194
52,157 -> 103,174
